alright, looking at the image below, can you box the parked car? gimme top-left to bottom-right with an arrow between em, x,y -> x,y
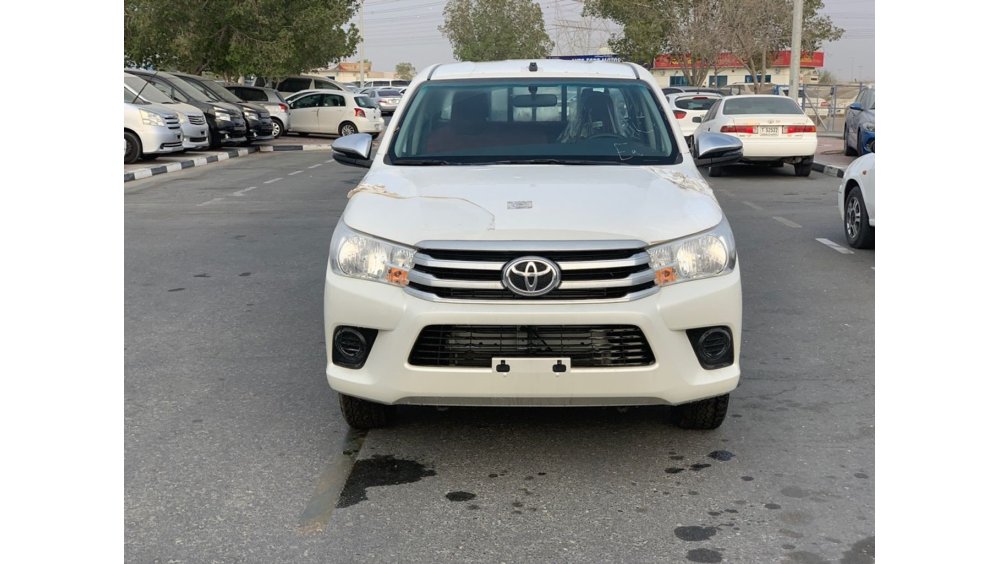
287,89 -> 384,138
126,69 -> 248,148
124,102 -> 184,164
665,92 -> 722,147
125,73 -> 209,150
693,94 -> 817,177
276,75 -> 351,97
837,153 -> 875,249
361,79 -> 410,88
225,84 -> 290,138
359,88 -> 403,114
171,73 -> 273,144
324,59 -> 744,431
844,85 -> 874,156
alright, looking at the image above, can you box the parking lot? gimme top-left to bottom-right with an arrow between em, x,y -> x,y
124,148 -> 873,562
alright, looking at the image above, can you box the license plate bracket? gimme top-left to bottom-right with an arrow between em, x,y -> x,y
492,357 -> 572,374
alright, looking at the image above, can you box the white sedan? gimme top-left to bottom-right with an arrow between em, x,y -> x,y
837,153 -> 875,248
665,92 -> 721,147
693,94 -> 817,177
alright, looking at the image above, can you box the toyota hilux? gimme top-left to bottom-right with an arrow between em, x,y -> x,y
325,60 -> 744,430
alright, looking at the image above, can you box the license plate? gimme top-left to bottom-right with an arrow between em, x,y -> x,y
758,126 -> 780,136
492,357 -> 571,374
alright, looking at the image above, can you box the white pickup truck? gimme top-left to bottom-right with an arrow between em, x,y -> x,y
324,59 -> 745,430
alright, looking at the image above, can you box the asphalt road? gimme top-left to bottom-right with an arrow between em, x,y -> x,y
125,155 -> 874,563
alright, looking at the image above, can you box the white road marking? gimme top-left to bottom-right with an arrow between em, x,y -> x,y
197,197 -> 224,207
308,164 -> 323,169
742,201 -> 764,211
772,216 -> 802,228
816,238 -> 855,254
264,177 -> 282,184
232,186 -> 257,196
325,159 -> 336,163
288,170 -> 303,176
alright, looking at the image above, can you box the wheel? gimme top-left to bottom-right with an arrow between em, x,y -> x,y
339,122 -> 359,137
794,160 -> 812,177
844,125 -> 857,156
271,118 -> 284,138
124,131 -> 141,164
708,166 -> 723,177
339,393 -> 395,429
671,394 -> 729,430
844,186 -> 875,249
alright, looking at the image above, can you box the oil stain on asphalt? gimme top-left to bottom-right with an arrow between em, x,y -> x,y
336,455 -> 436,508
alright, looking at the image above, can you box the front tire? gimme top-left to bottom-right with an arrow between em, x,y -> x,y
339,121 -> 358,137
271,118 -> 284,138
672,394 -> 730,430
844,125 -> 858,156
844,186 -> 875,249
339,393 -> 395,429
124,131 -> 141,164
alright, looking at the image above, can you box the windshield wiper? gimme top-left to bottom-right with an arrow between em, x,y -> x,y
493,158 -> 624,165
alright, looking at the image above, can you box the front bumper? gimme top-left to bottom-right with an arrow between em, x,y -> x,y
137,126 -> 184,156
859,130 -> 875,155
180,122 -> 209,150
324,265 -> 742,406
246,116 -> 275,142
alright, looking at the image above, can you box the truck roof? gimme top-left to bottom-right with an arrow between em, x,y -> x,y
426,59 -> 642,81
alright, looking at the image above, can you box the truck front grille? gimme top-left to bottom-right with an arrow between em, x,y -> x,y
408,325 -> 656,368
406,244 -> 658,302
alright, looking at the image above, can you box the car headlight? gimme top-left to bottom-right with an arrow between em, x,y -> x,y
862,123 -> 875,132
214,108 -> 231,121
177,113 -> 188,124
647,218 -> 737,286
329,223 -> 415,286
244,110 -> 257,120
139,109 -> 166,127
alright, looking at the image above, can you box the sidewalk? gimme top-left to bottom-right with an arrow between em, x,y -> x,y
812,133 -> 858,178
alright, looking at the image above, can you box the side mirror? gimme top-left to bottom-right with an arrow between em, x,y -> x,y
332,133 -> 373,168
848,102 -> 863,111
692,116 -> 702,123
693,132 -> 742,167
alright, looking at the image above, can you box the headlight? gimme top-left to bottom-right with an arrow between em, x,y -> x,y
139,109 -> 166,127
329,223 -> 415,287
214,108 -> 231,121
177,113 -> 188,124
647,218 -> 737,286
863,123 -> 875,132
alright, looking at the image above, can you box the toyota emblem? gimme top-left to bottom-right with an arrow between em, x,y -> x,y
502,256 -> 561,297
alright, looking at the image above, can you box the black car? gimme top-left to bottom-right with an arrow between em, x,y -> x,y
171,73 -> 273,145
126,69 -> 247,148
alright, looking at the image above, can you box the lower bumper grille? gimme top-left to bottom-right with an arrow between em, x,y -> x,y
408,325 -> 656,368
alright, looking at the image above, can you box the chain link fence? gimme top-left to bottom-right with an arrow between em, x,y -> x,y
800,84 -> 862,134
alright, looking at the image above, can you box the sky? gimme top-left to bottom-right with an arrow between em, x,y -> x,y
350,0 -> 874,83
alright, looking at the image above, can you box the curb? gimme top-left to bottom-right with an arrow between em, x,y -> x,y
812,161 -> 845,178
124,143 -> 331,183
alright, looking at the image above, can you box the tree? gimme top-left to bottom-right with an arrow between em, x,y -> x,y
818,70 -> 837,84
395,62 -> 416,81
440,0 -> 554,62
584,0 -> 843,88
125,0 -> 361,78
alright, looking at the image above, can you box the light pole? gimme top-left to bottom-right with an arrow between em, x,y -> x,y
789,0 -> 803,105
359,0 -> 366,86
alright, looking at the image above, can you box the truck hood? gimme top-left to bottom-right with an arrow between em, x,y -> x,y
342,164 -> 722,246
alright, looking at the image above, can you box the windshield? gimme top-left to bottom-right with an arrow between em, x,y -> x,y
191,77 -> 244,104
378,89 -> 402,97
167,74 -> 217,102
355,96 -> 377,109
124,76 -> 173,104
389,78 -> 680,165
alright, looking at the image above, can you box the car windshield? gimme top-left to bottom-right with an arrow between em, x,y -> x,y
166,74 -> 218,101
124,76 -> 173,104
355,96 -> 377,109
378,89 -> 402,97
389,78 -> 680,166
674,96 -> 719,110
193,78 -> 245,104
723,97 -> 803,115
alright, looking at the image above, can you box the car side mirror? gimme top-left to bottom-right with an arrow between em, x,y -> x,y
848,102 -> 863,111
692,116 -> 702,123
693,132 -> 742,167
332,133 -> 373,168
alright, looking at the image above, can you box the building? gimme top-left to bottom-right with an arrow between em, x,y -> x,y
310,61 -> 397,84
650,50 -> 825,88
